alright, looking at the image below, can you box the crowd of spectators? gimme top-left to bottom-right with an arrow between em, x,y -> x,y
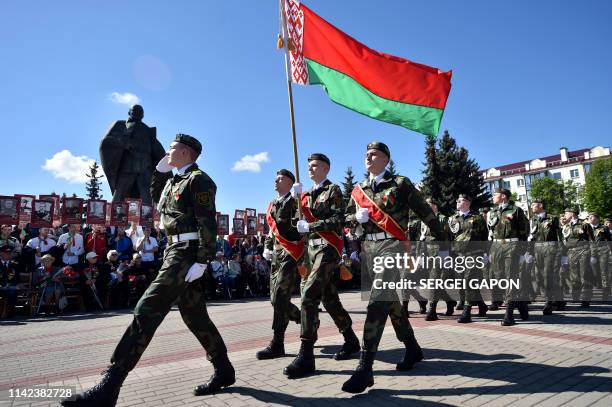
0,223 -> 363,319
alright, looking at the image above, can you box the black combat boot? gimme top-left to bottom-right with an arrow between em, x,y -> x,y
489,301 -> 500,311
333,328 -> 360,360
477,301 -> 488,317
256,331 -> 285,360
457,305 -> 472,323
418,300 -> 428,314
341,350 -> 375,393
517,301 -> 529,321
396,334 -> 424,371
401,300 -> 410,317
283,340 -> 315,378
194,354 -> 235,396
555,301 -> 566,311
542,301 -> 554,315
425,301 -> 439,321
501,302 -> 516,326
456,300 -> 465,311
445,300 -> 457,316
61,364 -> 128,406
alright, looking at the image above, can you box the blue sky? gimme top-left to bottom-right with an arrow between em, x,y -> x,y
1,0 -> 610,216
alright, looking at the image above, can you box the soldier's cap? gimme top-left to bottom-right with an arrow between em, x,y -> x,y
457,194 -> 472,202
307,153 -> 330,166
564,207 -> 579,214
276,169 -> 296,183
531,198 -> 544,204
493,188 -> 511,198
174,133 -> 202,155
588,212 -> 599,217
366,141 -> 390,158
0,245 -> 11,253
86,252 -> 98,261
605,217 -> 612,222
41,254 -> 55,262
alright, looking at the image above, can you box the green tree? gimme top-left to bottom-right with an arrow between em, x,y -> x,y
85,161 -> 103,200
387,159 -> 398,177
420,135 -> 442,205
341,166 -> 356,205
530,177 -> 579,215
582,156 -> 612,216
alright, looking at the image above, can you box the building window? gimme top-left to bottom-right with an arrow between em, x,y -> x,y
503,181 -> 511,189
551,172 -> 561,180
517,179 -> 524,187
584,163 -> 591,174
518,195 -> 525,202
570,169 -> 579,179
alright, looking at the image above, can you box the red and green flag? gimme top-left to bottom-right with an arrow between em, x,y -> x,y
283,0 -> 452,137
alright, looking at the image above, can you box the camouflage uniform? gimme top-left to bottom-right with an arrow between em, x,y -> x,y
448,210 -> 488,304
110,163 -> 227,371
528,212 -> 563,308
299,180 -> 352,341
563,219 -> 595,303
589,223 -> 611,300
345,171 -> 443,353
264,193 -> 302,334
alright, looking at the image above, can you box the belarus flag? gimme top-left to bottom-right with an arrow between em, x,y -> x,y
283,0 -> 452,137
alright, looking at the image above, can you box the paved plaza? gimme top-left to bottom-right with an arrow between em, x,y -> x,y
1,291 -> 612,406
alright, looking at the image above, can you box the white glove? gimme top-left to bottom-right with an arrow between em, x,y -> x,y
185,262 -> 206,282
438,250 -> 450,258
297,220 -> 310,233
561,256 -> 569,266
482,254 -> 489,265
291,182 -> 303,198
590,257 -> 598,265
355,208 -> 369,224
263,249 -> 273,261
155,155 -> 173,173
524,252 -> 534,264
519,255 -> 526,265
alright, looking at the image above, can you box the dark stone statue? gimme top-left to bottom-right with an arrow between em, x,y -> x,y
99,105 -> 170,205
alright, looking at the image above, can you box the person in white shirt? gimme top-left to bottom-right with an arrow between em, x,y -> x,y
126,222 -> 144,251
227,254 -> 242,292
136,227 -> 159,282
26,227 -> 56,266
56,224 -> 84,265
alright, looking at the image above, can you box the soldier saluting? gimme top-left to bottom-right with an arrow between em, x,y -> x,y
342,142 -> 445,394
256,169 -> 303,360
283,153 -> 359,379
63,134 -> 234,406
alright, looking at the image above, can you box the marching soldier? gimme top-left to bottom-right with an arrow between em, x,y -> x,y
587,213 -> 611,301
448,194 -> 489,323
562,208 -> 595,307
283,153 -> 359,379
342,142 -> 444,393
63,134 -> 234,406
487,188 -> 529,326
421,197 -> 455,321
256,169 -> 303,360
401,216 -> 428,316
527,199 -> 563,315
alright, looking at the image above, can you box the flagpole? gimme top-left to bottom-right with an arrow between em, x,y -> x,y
279,0 -> 302,218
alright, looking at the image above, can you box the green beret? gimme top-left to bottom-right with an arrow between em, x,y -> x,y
564,207 -> 579,214
276,169 -> 295,183
175,133 -> 202,155
588,212 -> 599,217
494,188 -> 511,198
366,141 -> 390,158
531,198 -> 544,204
457,194 -> 472,202
307,153 -> 330,166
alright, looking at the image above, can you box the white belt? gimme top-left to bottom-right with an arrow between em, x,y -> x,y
364,232 -> 393,241
492,238 -> 519,242
168,232 -> 199,244
308,238 -> 326,247
534,241 -> 557,246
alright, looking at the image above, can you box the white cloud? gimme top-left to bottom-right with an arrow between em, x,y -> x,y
231,152 -> 270,173
109,91 -> 140,105
42,150 -> 103,183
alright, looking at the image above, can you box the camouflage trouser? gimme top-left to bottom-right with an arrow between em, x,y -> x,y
489,242 -> 521,303
269,252 -> 301,334
591,245 -> 611,294
459,253 -> 485,303
300,243 -> 352,342
425,243 -> 454,302
568,245 -> 593,301
534,244 -> 560,302
361,239 -> 414,353
111,241 -> 227,371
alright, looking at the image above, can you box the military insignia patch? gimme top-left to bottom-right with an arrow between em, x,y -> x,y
196,192 -> 211,207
